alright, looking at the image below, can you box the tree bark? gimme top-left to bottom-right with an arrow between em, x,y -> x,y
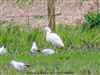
48,0 -> 56,32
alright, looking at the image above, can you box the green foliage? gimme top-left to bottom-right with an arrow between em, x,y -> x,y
16,0 -> 27,5
56,24 -> 100,50
0,20 -> 100,75
15,0 -> 35,6
82,12 -> 100,31
0,20 -> 45,51
0,21 -> 100,51
33,15 -> 47,20
0,52 -> 100,75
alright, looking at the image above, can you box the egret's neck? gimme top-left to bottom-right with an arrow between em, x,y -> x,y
46,31 -> 51,41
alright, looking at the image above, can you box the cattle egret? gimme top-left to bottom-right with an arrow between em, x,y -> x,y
31,42 -> 38,53
45,27 -> 64,47
0,45 -> 7,55
41,49 -> 55,55
10,60 -> 30,70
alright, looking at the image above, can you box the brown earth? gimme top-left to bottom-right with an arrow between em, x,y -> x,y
0,0 -> 99,27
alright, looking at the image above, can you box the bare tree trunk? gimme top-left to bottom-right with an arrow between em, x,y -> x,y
48,0 -> 56,32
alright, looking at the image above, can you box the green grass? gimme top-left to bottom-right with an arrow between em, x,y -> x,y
33,15 -> 47,21
0,20 -> 100,75
15,0 -> 35,6
1,52 -> 100,75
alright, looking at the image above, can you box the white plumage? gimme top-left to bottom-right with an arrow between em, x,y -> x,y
45,27 -> 64,47
0,45 -> 7,55
41,49 -> 55,55
10,60 -> 30,70
31,42 -> 38,53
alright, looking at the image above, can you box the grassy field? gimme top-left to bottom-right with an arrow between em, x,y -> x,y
0,20 -> 100,75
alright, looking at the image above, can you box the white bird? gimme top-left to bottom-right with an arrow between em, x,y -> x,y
10,60 -> 30,70
0,45 -> 7,55
41,49 -> 55,55
45,27 -> 64,47
31,42 -> 38,53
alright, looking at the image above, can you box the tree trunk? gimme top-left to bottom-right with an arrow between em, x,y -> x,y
48,0 -> 56,32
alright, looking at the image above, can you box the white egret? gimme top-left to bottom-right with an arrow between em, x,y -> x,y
45,27 -> 64,47
0,45 -> 7,55
10,60 -> 30,70
31,42 -> 38,53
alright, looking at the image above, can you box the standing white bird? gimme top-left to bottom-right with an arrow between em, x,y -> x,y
10,60 -> 30,70
41,49 -> 55,55
31,42 -> 38,53
45,27 -> 64,47
0,45 -> 7,55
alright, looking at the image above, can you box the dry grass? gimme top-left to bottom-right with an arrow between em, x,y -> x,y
0,0 -> 99,27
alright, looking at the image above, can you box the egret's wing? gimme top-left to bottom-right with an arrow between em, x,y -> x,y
51,33 -> 64,45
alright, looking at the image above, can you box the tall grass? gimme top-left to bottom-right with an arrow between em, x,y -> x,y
56,24 -> 100,51
0,20 -> 45,52
0,20 -> 100,52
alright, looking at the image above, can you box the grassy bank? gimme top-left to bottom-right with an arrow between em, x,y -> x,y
0,20 -> 100,75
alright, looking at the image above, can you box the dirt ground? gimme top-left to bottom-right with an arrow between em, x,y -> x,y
0,0 -> 99,27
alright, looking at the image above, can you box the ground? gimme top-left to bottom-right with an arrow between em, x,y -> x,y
0,0 -> 99,27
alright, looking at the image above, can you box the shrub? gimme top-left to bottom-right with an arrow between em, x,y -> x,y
82,12 -> 100,31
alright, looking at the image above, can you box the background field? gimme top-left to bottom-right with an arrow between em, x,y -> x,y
0,0 -> 100,27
